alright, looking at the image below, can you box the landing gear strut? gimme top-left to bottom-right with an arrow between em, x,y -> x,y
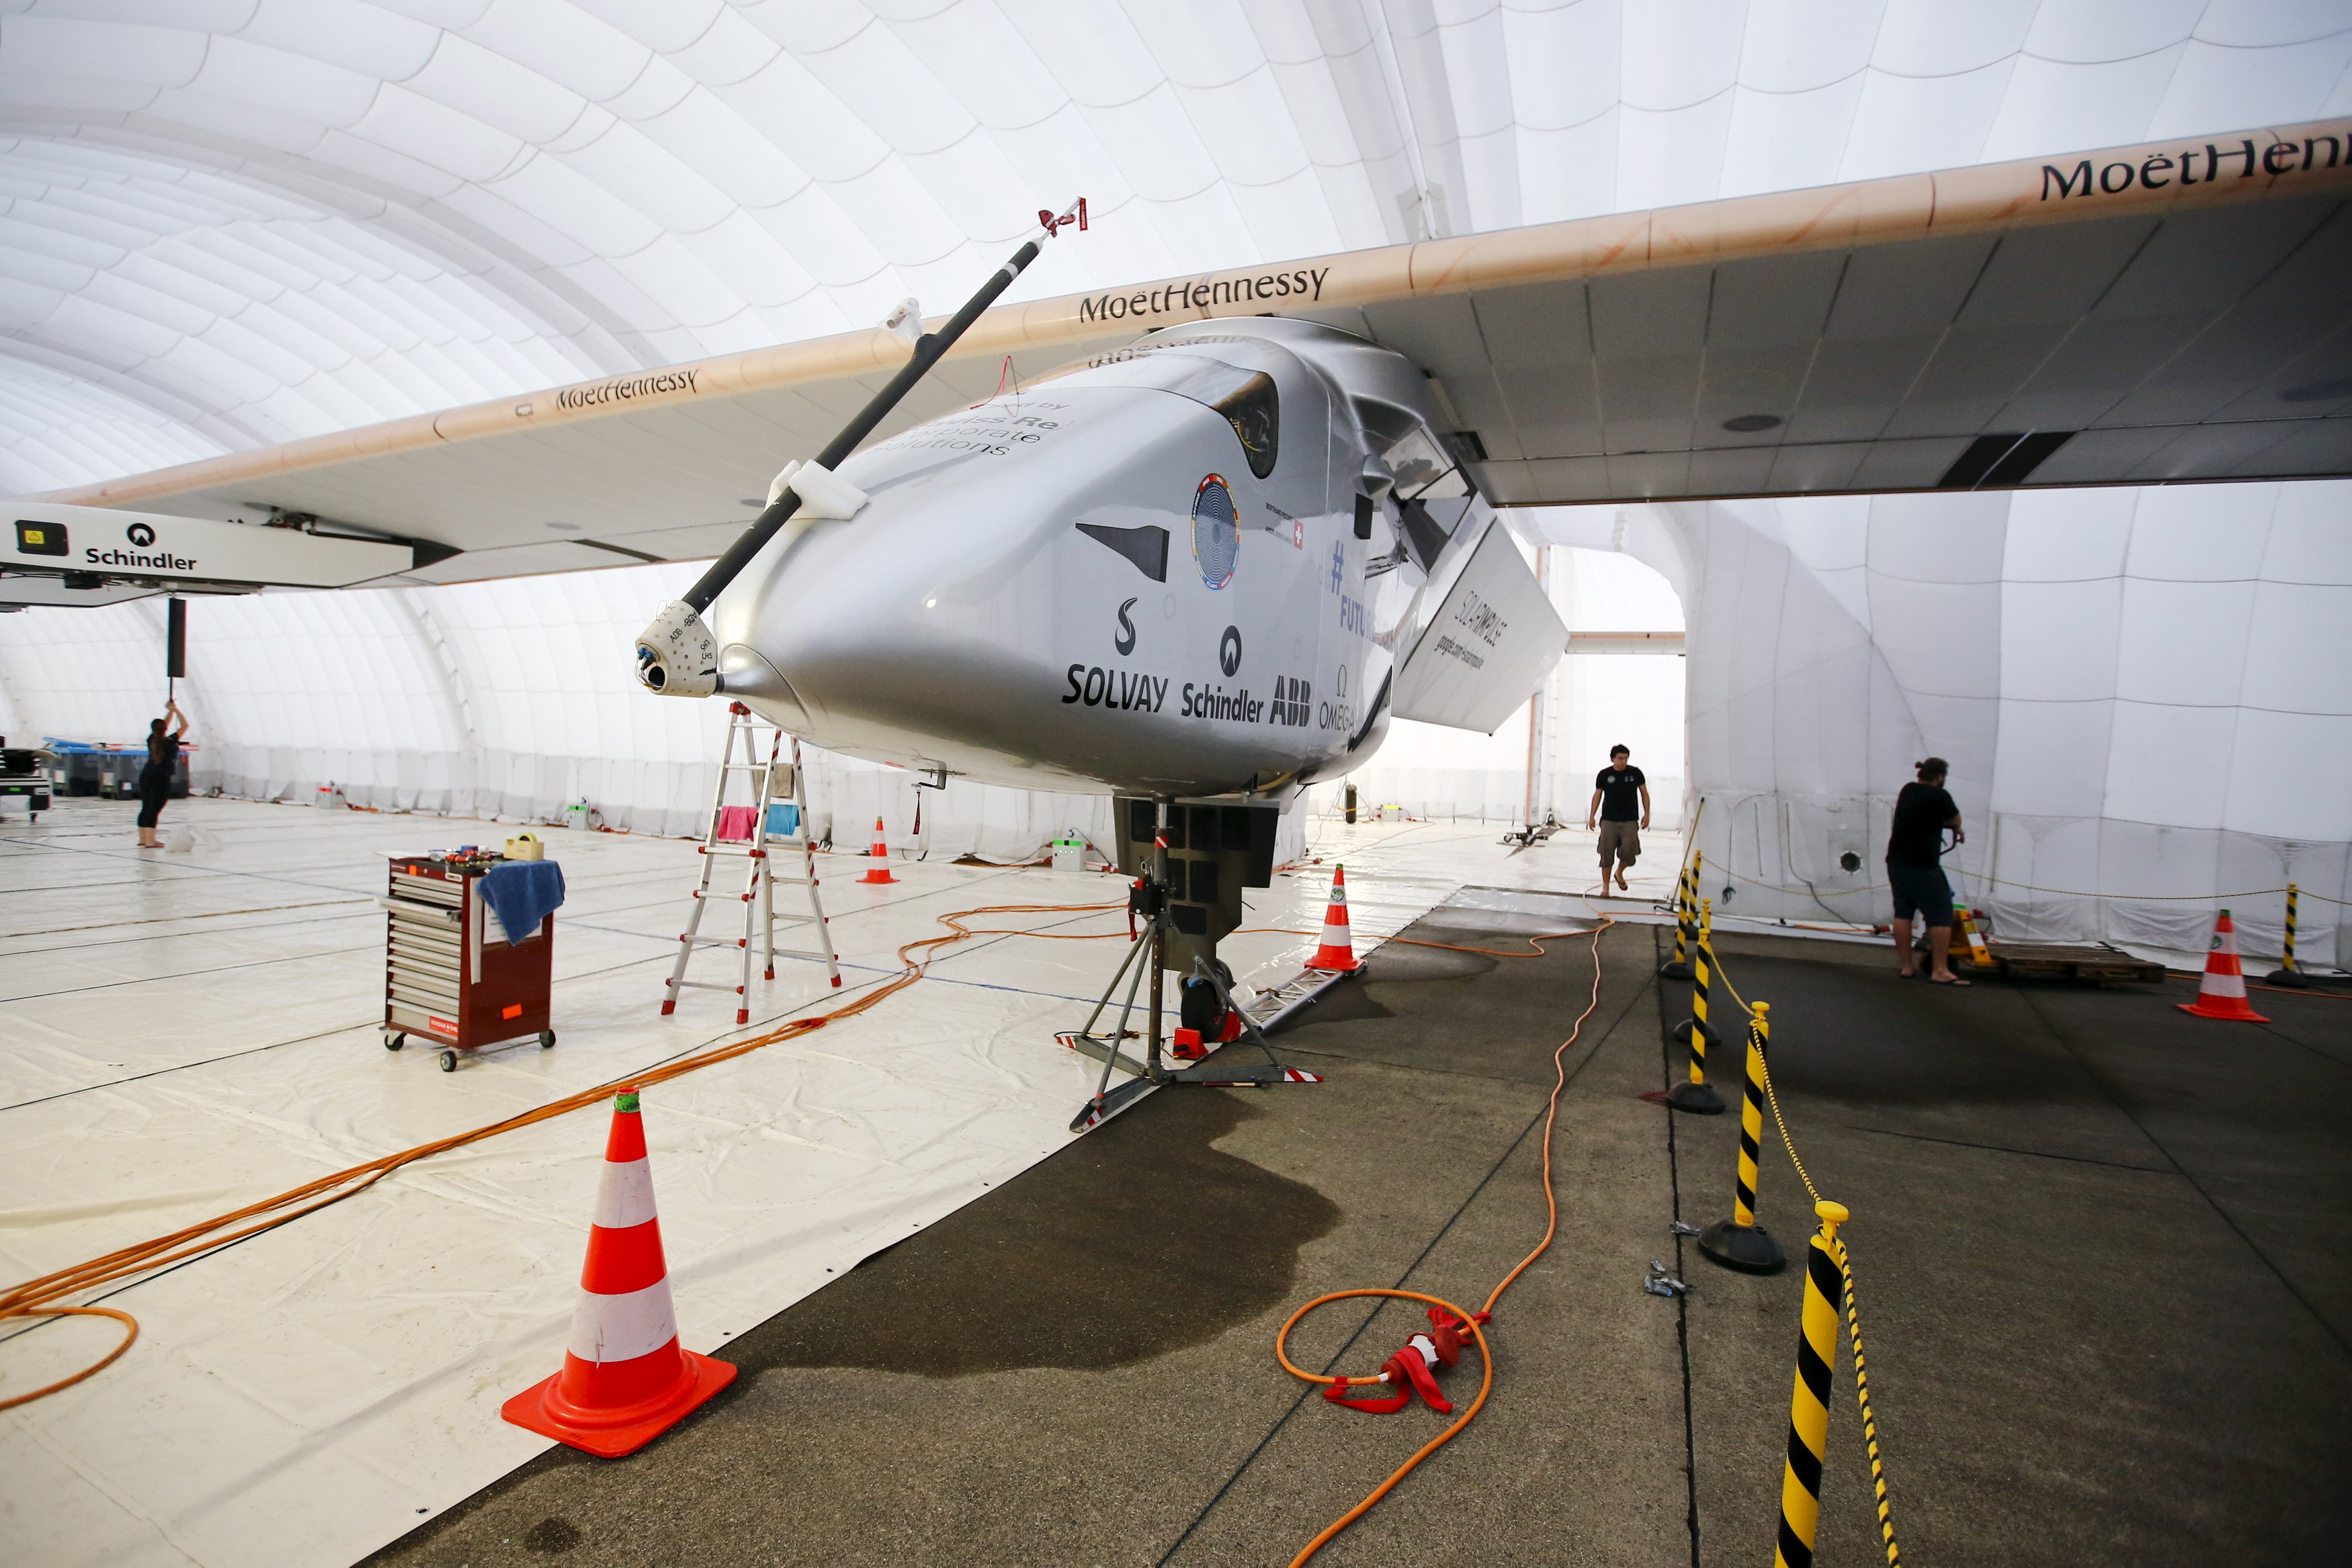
1062,795 -> 1324,1133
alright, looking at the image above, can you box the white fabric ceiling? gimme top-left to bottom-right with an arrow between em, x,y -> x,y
4,0 -> 2352,494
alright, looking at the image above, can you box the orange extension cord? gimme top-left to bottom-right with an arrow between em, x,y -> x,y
0,898 -> 1129,1413
1267,913 -> 1615,1567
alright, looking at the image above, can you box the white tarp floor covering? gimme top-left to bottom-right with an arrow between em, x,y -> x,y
0,798 -> 1679,1568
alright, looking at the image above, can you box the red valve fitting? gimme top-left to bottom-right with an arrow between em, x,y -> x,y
1322,1308 -> 1488,1415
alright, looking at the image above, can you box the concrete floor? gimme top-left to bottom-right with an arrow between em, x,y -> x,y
362,905 -> 2352,1568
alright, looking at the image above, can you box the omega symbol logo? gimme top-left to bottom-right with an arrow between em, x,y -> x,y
1219,625 -> 1243,677
126,523 -> 155,547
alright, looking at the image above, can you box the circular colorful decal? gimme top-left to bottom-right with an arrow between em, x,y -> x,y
1191,473 -> 1238,590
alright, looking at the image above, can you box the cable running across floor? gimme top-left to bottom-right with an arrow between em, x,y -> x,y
1267,909 -> 1615,1566
0,897 -> 1131,1411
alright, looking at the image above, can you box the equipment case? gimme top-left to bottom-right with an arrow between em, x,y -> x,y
380,851 -> 554,1071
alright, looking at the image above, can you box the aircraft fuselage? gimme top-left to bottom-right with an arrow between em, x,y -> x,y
708,318 -> 1497,799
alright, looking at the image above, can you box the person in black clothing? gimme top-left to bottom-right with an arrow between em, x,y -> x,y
1887,756 -> 1966,985
1586,744 -> 1649,893
136,700 -> 187,848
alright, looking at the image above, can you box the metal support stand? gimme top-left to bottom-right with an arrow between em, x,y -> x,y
1063,796 -> 1323,1133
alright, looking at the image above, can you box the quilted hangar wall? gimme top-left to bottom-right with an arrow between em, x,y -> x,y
0,559 -> 1131,861
1538,481 -> 2352,967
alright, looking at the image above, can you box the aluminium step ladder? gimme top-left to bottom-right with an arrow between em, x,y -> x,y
662,702 -> 840,1023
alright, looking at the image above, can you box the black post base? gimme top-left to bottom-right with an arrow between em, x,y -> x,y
1665,1081 -> 1726,1115
1697,1219 -> 1786,1274
1658,957 -> 1693,980
1671,1016 -> 1721,1046
2263,968 -> 2307,987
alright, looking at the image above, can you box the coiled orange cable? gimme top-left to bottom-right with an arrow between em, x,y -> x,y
1269,911 -> 1614,1566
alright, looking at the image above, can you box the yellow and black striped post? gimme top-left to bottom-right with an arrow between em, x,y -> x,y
2266,881 -> 2306,986
1667,897 -> 1726,1113
1659,851 -> 1700,979
1673,899 -> 1724,1048
1774,1199 -> 1849,1568
1697,1001 -> 1786,1273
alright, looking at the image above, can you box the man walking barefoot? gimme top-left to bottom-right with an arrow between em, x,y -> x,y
1587,744 -> 1649,894
1888,756 -> 1968,986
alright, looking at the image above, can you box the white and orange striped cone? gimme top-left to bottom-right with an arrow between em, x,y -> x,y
2178,909 -> 2268,1022
859,816 -> 896,884
502,1089 -> 736,1456
1307,865 -> 1361,972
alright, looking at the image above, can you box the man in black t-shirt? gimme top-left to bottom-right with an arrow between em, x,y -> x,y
1586,744 -> 1649,892
1886,756 -> 1967,985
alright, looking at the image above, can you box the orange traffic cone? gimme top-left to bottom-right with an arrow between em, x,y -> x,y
502,1089 -> 736,1456
1308,865 -> 1360,972
2178,909 -> 2268,1022
859,816 -> 896,884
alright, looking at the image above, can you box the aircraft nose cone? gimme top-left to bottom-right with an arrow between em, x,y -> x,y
714,511 -> 1040,750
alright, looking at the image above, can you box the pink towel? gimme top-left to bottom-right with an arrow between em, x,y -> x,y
716,805 -> 757,842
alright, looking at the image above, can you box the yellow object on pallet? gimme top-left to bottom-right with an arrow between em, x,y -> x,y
1953,899 -> 1994,969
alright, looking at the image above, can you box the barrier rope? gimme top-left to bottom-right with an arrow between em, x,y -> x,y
0,898 -> 1129,1413
1712,857 -> 2347,907
1270,912 -> 1615,1566
1666,837 -> 1903,1560
1833,1237 -> 1901,1566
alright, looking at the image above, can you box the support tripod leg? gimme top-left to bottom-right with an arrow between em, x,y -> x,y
1070,920 -> 1150,1043
1089,931 -> 1154,1102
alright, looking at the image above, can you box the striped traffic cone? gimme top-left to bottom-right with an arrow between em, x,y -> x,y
859,816 -> 896,884
2178,909 -> 2267,1022
1307,865 -> 1360,972
501,1089 -> 736,1456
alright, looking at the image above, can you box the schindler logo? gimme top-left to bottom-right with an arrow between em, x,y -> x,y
2042,133 -> 2343,200
85,543 -> 198,570
85,521 -> 195,572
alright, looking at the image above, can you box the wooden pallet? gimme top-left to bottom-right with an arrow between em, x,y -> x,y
1981,943 -> 2167,986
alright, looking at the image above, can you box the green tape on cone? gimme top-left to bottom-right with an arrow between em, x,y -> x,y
614,1090 -> 640,1114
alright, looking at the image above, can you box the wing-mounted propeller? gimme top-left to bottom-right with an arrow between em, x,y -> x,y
632,202 -> 1086,698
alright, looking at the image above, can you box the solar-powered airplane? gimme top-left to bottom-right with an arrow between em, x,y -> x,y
631,210 -> 1569,1126
32,120 -> 2352,1121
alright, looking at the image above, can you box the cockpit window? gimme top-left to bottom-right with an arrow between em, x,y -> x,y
1033,347 -> 1280,477
1213,373 -> 1278,478
1381,427 -> 1468,500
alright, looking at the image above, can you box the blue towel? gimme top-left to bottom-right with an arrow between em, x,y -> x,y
480,859 -> 565,945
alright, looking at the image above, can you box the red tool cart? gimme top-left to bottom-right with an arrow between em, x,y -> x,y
380,850 -> 555,1072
